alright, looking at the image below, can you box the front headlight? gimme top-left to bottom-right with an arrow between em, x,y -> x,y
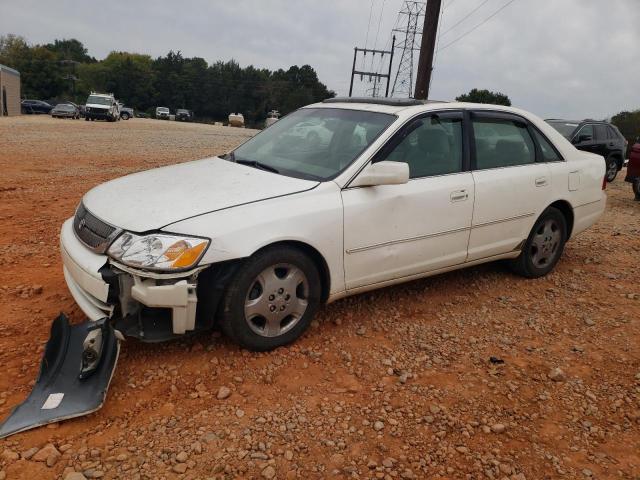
107,232 -> 209,271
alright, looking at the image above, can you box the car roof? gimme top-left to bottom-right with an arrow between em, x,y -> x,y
306,97 -> 536,119
546,118 -> 611,125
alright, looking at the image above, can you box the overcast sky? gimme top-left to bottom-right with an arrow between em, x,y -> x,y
2,0 -> 638,119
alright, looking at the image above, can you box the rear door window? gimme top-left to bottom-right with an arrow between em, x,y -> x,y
472,118 -> 535,169
532,129 -> 562,162
594,124 -> 609,142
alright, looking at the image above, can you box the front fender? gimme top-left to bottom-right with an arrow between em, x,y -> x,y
165,182 -> 345,296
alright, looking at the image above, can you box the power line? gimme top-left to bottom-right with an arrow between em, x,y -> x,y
431,0 -> 446,85
362,0 -> 375,69
439,0 -> 491,38
437,0 -> 519,52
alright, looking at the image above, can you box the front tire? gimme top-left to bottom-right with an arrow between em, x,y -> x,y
606,157 -> 619,182
509,207 -> 567,278
219,246 -> 321,351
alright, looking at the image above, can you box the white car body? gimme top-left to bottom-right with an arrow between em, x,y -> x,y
60,100 -> 606,339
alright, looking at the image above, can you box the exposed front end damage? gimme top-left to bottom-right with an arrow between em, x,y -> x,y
60,217 -> 205,340
0,219 -> 219,438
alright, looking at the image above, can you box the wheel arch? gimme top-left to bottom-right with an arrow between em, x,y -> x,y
251,240 -> 332,303
609,151 -> 624,168
547,199 -> 574,238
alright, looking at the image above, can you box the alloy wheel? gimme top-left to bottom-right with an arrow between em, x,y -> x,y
530,218 -> 561,267
244,263 -> 309,338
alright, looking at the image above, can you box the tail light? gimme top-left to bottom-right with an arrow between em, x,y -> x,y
602,175 -> 607,190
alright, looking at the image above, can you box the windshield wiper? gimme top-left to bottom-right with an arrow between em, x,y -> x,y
235,159 -> 280,174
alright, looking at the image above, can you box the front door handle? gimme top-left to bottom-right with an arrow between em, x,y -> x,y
450,189 -> 469,202
535,177 -> 548,187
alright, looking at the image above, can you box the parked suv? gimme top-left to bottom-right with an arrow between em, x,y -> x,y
118,104 -> 134,120
156,107 -> 170,119
626,136 -> 640,200
547,119 -> 627,182
175,109 -> 192,122
85,93 -> 120,122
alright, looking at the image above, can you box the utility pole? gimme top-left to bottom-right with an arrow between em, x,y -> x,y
414,0 -> 442,100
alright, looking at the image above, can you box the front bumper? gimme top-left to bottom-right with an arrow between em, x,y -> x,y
86,109 -> 111,118
60,218 -> 199,335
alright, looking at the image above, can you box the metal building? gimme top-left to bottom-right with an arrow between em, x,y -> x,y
0,64 -> 21,117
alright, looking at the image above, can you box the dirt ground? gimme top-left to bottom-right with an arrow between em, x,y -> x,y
0,116 -> 638,480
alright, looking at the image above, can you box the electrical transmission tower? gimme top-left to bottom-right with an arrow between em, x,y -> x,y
391,1 -> 426,97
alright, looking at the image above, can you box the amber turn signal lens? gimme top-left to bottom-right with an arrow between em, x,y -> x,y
171,242 -> 207,268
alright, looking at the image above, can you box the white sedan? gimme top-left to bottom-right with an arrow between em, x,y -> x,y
61,98 -> 606,351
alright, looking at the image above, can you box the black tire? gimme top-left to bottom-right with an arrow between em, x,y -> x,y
219,246 -> 322,351
605,156 -> 619,182
633,178 -> 640,201
121,113 -> 130,120
509,207 -> 567,278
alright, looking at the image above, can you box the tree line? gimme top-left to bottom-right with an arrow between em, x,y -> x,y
0,35 -> 335,125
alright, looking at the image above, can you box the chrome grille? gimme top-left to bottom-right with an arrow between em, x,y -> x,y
73,203 -> 118,253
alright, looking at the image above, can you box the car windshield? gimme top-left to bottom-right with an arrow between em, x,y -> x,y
87,95 -> 111,106
56,104 -> 74,111
229,107 -> 395,181
158,108 -> 169,112
177,109 -> 188,114
547,121 -> 579,139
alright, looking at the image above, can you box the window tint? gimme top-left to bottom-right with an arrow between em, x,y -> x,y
532,129 -> 561,162
594,124 -> 608,141
574,124 -> 593,141
383,114 -> 463,178
473,119 -> 535,169
606,126 -> 619,140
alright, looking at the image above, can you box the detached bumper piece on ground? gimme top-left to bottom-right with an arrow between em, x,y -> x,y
0,315 -> 120,439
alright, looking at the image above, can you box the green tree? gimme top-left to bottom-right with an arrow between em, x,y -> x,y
610,110 -> 640,155
0,34 -> 30,68
456,88 -> 511,106
2,34 -> 335,124
44,39 -> 94,63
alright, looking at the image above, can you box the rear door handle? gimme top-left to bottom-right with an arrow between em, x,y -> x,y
450,189 -> 469,202
535,177 -> 548,187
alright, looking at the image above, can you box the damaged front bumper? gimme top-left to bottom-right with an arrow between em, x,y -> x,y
0,315 -> 120,439
60,218 -> 202,340
0,221 -> 221,438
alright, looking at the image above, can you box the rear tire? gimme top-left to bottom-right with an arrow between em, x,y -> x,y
121,113 -> 130,120
219,246 -> 321,351
605,157 -> 619,182
509,207 -> 567,278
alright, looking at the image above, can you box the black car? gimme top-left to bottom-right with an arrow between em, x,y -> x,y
547,119 -> 628,182
21,99 -> 53,114
175,109 -> 193,121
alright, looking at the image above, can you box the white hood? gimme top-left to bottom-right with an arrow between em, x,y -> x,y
83,157 -> 318,232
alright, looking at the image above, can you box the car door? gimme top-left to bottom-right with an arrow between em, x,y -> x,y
467,111 -> 551,261
572,124 -> 598,154
593,124 -> 613,158
342,111 -> 474,290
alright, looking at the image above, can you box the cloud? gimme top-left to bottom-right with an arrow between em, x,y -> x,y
1,0 -> 638,119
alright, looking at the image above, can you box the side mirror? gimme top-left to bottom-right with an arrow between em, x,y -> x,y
350,161 -> 409,188
574,134 -> 592,144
